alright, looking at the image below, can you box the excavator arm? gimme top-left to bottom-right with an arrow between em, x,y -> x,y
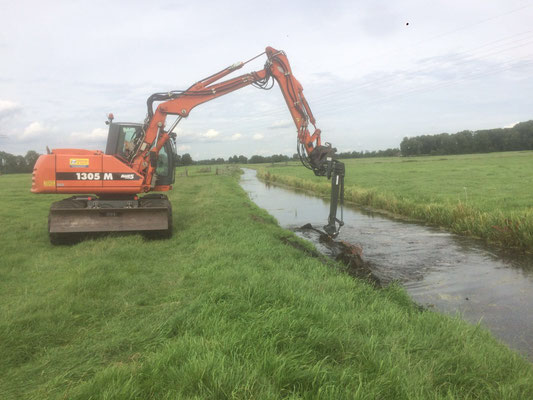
133,46 -> 345,236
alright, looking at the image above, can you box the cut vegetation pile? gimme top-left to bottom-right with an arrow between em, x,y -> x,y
0,169 -> 532,399
255,151 -> 533,251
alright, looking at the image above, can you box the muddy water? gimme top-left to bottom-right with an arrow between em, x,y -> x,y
240,169 -> 533,360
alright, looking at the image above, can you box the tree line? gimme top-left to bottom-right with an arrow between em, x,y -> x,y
400,120 -> 533,156
0,150 -> 293,174
190,149 -> 403,165
188,153 -> 294,166
0,150 -> 40,174
336,148 -> 401,159
1,149 -> 395,173
4,119 -> 532,174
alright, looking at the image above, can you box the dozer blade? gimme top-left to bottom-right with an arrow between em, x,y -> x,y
49,207 -> 169,233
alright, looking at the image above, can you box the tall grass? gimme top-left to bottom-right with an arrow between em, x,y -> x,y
255,152 -> 533,250
0,171 -> 532,399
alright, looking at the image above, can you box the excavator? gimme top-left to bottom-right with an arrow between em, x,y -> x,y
31,46 -> 345,244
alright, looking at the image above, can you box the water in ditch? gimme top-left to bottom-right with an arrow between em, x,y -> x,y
240,168 -> 533,361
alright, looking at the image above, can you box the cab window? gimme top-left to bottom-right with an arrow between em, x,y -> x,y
156,144 -> 170,176
118,126 -> 141,157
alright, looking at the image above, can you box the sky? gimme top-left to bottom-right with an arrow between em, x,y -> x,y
1,0 -> 532,160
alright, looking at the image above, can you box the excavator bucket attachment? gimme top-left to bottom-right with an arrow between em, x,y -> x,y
323,159 -> 345,238
48,195 -> 172,244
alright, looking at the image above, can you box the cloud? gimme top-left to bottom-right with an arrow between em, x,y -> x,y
359,3 -> 399,38
174,128 -> 233,144
19,121 -> 51,140
308,71 -> 338,85
0,99 -> 22,121
175,128 -> 195,138
253,133 -> 264,140
177,144 -> 191,151
269,120 -> 292,129
69,127 -> 108,143
200,129 -> 220,139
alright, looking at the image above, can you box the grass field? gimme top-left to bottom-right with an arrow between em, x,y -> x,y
1,168 -> 533,399
254,151 -> 533,250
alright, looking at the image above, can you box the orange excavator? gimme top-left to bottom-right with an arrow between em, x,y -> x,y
31,46 -> 345,244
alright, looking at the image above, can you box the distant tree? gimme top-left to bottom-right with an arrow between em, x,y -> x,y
249,155 -> 266,164
0,152 -> 16,173
404,137 -> 414,155
181,153 -> 193,166
0,155 -> 6,174
271,154 -> 289,163
473,131 -> 491,153
439,133 -> 456,154
24,150 -> 40,171
14,155 -> 26,172
455,130 -> 473,154
380,148 -> 401,157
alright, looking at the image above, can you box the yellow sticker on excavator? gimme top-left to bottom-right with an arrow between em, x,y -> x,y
69,158 -> 89,167
44,180 -> 55,187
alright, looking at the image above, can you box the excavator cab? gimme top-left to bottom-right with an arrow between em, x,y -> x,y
105,122 -> 176,186
105,123 -> 143,158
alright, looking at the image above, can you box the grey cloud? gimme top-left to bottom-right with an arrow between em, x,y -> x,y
359,2 -> 401,37
0,100 -> 22,121
268,120 -> 292,129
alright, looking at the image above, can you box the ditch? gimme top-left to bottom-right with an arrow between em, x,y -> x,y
240,168 -> 533,361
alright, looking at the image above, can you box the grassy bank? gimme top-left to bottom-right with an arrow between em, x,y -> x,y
254,151 -> 533,250
1,170 -> 532,399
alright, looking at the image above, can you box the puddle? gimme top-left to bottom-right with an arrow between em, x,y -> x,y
240,168 -> 533,361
